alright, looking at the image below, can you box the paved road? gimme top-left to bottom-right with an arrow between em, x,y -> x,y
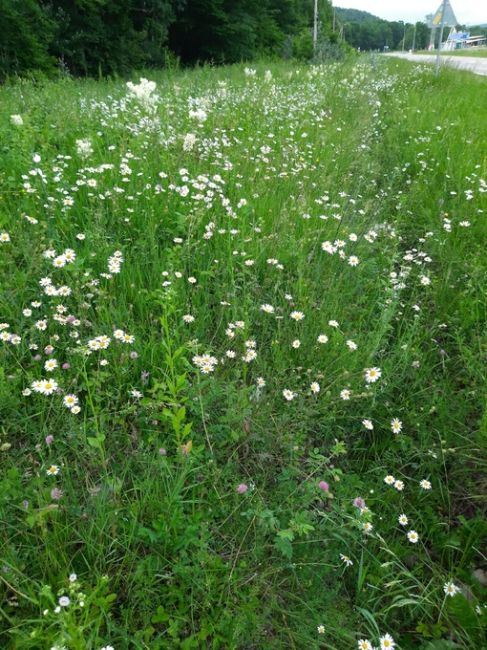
384,52 -> 487,77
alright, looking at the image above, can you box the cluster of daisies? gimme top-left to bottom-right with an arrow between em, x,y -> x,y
107,250 -> 124,275
380,475 -> 434,544
1,211 -> 139,414
0,322 -> 21,346
317,627 -> 397,650
86,329 -> 135,352
357,634 -> 395,650
192,353 -> 219,374
191,305 -> 385,404
44,575 -> 116,650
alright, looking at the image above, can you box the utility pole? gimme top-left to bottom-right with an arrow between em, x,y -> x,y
313,0 -> 318,55
412,22 -> 417,52
402,22 -> 406,51
435,0 -> 447,76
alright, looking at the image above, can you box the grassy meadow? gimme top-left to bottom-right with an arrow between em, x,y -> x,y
0,58 -> 486,649
440,50 -> 487,58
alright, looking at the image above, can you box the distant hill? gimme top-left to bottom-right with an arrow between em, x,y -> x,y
458,24 -> 487,37
335,8 -> 382,23
334,6 -> 431,51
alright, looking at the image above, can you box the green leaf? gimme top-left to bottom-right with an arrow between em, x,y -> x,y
274,535 -> 293,559
383,597 -> 423,613
277,529 -> 295,541
356,607 -> 381,638
86,434 -> 105,448
151,606 -> 169,624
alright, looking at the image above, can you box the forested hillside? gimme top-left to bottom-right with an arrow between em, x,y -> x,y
335,7 -> 430,51
0,0 -> 337,79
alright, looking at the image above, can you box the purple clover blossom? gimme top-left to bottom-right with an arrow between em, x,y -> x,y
51,488 -> 63,501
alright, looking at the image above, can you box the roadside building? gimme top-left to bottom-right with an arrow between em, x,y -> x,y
442,29 -> 487,50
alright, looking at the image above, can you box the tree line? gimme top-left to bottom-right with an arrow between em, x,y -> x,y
0,0 -> 342,80
335,8 -> 430,51
335,8 -> 487,52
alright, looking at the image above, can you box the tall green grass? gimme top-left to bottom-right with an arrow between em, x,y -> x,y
0,58 -> 486,649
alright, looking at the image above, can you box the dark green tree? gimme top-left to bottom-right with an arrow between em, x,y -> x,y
0,0 -> 55,80
44,0 -> 149,76
0,0 -> 338,79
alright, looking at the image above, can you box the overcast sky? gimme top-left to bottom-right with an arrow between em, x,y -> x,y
335,1 -> 487,25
